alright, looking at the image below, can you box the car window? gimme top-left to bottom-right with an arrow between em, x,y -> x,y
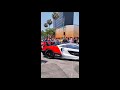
66,45 -> 79,49
60,45 -> 67,47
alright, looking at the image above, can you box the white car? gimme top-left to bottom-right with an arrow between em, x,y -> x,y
57,43 -> 79,60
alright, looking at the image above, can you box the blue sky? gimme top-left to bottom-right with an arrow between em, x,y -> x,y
41,12 -> 79,31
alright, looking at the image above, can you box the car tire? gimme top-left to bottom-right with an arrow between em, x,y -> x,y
42,51 -> 45,55
45,50 -> 55,59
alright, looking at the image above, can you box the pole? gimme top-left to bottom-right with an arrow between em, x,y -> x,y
63,16 -> 65,39
55,20 -> 56,39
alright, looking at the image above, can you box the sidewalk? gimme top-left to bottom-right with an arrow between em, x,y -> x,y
41,63 -> 68,78
41,52 -> 79,78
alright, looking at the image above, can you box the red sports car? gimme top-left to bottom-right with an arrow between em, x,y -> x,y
41,41 -> 55,51
41,42 -> 79,60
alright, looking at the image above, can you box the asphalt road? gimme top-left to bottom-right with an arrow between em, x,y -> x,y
41,52 -> 79,78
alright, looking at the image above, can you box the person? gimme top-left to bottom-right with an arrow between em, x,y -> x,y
74,37 -> 77,43
67,38 -> 70,43
54,39 -> 59,45
58,38 -> 61,44
45,38 -> 47,41
62,38 -> 65,43
66,37 -> 68,43
54,38 -> 56,42
58,39 -> 60,45
60,38 -> 62,44
50,38 -> 52,41
69,37 -> 73,43
63,37 -> 67,43
77,37 -> 79,44
66,37 -> 69,43
47,38 -> 51,45
47,38 -> 50,41
73,37 -> 75,43
69,37 -> 71,43
52,38 -> 54,41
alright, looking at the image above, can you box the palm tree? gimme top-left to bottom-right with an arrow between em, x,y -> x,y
52,12 -> 59,29
47,19 -> 52,28
44,23 -> 49,38
44,23 -> 48,28
52,12 -> 59,38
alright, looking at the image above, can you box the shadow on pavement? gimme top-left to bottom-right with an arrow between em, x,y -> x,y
41,60 -> 48,64
51,57 -> 79,62
58,58 -> 79,62
41,63 -> 69,78
43,55 -> 79,62
74,65 -> 79,74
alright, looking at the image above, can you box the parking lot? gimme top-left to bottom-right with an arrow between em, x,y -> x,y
41,52 -> 79,78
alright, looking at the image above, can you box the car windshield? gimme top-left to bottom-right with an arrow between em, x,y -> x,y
66,44 -> 79,49
60,44 -> 79,49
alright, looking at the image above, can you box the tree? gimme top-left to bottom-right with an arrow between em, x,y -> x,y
47,19 -> 52,28
44,23 -> 48,37
52,12 -> 59,29
44,28 -> 55,38
44,23 -> 48,28
41,30 -> 47,39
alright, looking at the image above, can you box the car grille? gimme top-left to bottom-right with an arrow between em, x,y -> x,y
68,51 -> 79,56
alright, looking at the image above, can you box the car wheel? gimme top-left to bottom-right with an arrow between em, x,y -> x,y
42,51 -> 45,55
45,50 -> 54,59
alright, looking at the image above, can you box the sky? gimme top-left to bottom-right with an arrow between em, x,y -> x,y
41,12 -> 79,31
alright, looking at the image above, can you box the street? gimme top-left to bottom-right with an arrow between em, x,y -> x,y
41,52 -> 79,78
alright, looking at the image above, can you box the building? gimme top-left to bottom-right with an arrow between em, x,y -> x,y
53,12 -> 74,29
55,25 -> 79,38
54,12 -> 79,39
